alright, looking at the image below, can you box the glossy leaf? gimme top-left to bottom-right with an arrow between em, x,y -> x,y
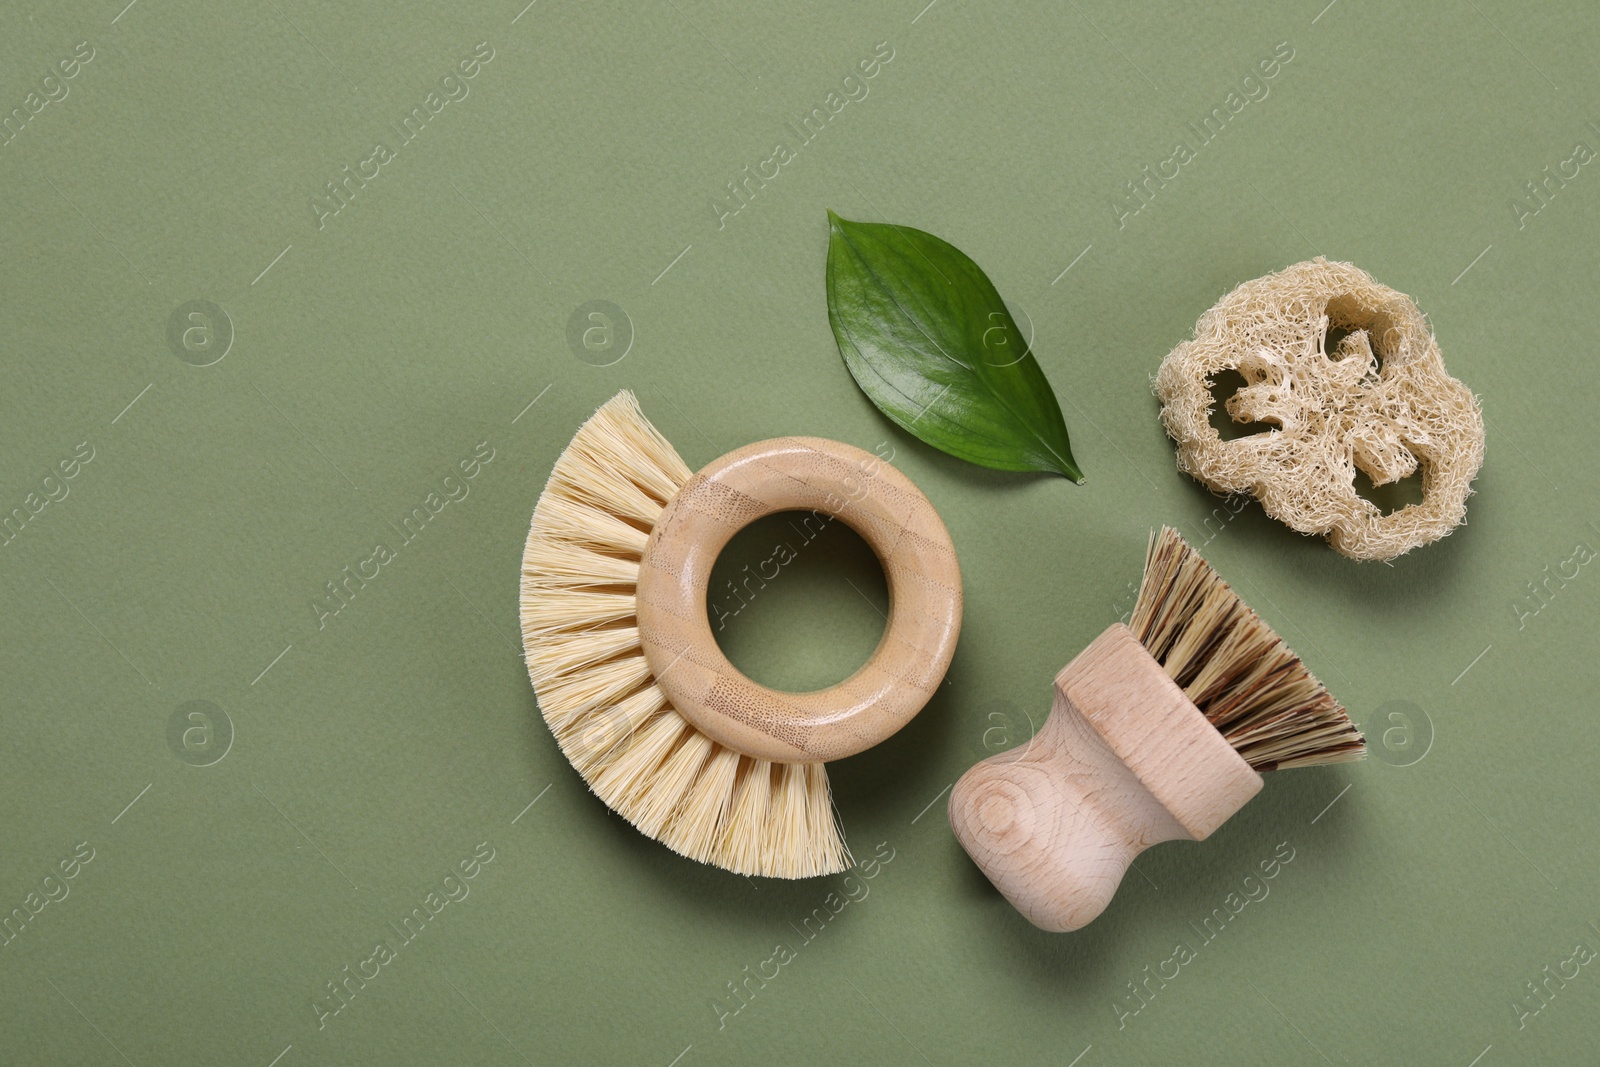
825,210 -> 1084,482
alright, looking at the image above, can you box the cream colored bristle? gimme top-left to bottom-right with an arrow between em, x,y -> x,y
719,759 -> 773,875
660,745 -> 741,860
521,590 -> 638,635
770,762 -> 809,870
589,712 -> 689,814
526,627 -> 641,685
536,655 -> 654,732
561,686 -> 667,776
525,495 -> 651,557
802,763 -> 852,875
520,391 -> 849,878
763,762 -> 853,878
1129,526 -> 1366,771
632,729 -> 713,837
522,540 -> 640,586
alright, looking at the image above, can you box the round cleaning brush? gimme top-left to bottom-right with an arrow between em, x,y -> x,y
948,526 -> 1364,931
521,391 -> 962,878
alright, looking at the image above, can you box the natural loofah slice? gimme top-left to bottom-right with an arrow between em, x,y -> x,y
1155,258 -> 1485,561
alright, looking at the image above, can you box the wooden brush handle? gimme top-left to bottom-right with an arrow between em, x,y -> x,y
948,625 -> 1262,932
636,437 -> 962,763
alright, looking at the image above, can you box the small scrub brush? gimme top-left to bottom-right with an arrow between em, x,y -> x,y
949,526 -> 1363,931
521,392 -> 962,878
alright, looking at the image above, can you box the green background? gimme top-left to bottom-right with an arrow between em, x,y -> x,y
3,1 -> 1597,1064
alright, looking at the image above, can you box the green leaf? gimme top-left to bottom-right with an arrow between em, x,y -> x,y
825,210 -> 1084,483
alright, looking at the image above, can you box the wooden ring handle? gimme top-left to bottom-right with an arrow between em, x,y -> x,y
635,437 -> 962,763
948,625 -> 1262,932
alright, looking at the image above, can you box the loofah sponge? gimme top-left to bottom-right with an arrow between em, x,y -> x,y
1155,258 -> 1484,561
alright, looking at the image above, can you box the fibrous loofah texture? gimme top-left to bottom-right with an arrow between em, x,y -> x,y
1130,526 -> 1365,770
520,392 -> 851,878
1155,258 -> 1484,561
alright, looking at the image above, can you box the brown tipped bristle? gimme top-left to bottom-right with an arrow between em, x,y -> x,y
1128,527 -> 1365,771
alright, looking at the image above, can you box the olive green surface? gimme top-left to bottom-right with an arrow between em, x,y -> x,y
3,2 -> 1598,1064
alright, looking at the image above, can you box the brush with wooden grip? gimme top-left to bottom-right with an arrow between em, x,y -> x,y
948,527 -> 1364,931
522,391 -> 963,879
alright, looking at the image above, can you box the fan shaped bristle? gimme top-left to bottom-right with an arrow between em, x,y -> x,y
719,759 -> 773,873
565,686 -> 668,776
520,391 -> 849,876
661,745 -> 742,857
1128,526 -> 1366,771
770,762 -> 852,877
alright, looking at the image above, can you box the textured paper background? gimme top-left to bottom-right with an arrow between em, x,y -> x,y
3,1 -> 1598,1064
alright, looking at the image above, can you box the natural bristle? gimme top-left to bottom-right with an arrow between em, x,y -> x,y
1128,526 -> 1366,771
520,391 -> 851,878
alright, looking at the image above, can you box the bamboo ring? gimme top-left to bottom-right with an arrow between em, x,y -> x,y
635,437 -> 962,763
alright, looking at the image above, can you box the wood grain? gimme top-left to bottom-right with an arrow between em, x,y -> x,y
947,624 -> 1262,932
636,436 -> 962,763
